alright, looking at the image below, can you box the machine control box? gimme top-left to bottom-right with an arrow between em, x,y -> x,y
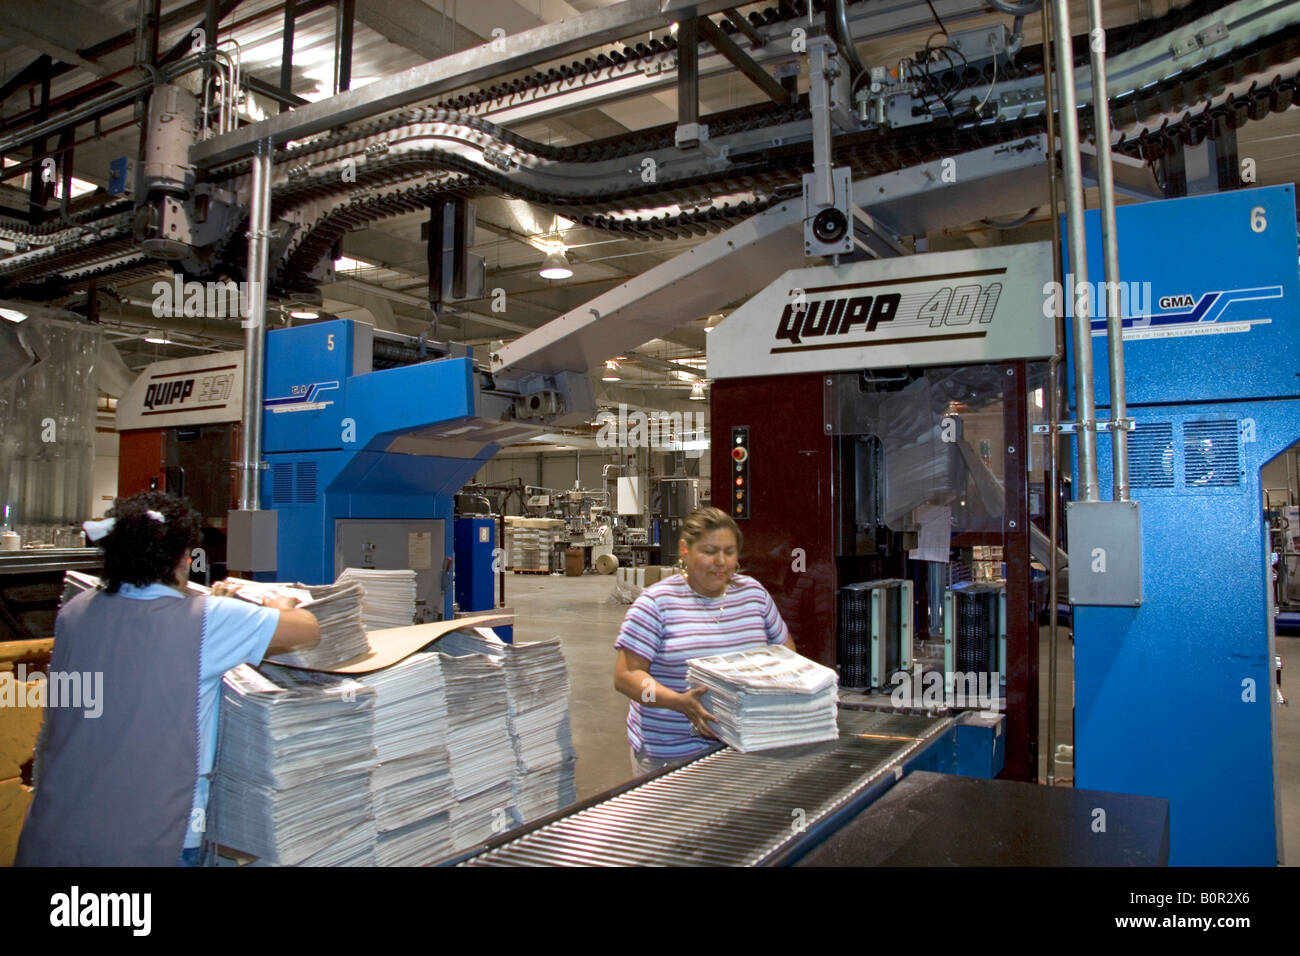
1066,500 -> 1143,606
730,426 -> 750,519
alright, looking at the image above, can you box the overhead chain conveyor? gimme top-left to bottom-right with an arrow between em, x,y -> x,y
2,0 -> 1299,297
457,710 -> 1002,866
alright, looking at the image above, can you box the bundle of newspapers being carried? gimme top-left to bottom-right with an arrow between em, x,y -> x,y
439,627 -> 577,824
336,568 -> 418,630
686,644 -> 840,753
208,663 -> 377,866
220,577 -> 370,670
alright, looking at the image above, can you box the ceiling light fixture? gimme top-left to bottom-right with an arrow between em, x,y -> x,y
601,359 -> 621,382
0,307 -> 28,323
289,310 -> 319,319
144,333 -> 169,344
689,381 -> 706,400
539,249 -> 573,280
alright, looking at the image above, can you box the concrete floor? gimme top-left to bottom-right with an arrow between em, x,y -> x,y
508,572 -> 1299,864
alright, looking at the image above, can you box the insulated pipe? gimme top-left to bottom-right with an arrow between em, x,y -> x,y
1049,0 -> 1099,503
1086,0 -> 1130,502
239,138 -> 272,512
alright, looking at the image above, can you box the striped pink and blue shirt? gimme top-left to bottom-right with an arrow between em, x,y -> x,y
615,572 -> 792,758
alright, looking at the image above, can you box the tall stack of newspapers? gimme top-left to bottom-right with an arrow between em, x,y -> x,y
208,664 -> 378,866
686,645 -> 840,753
356,651 -> 455,866
438,649 -> 518,850
439,628 -> 577,824
336,568 -> 418,630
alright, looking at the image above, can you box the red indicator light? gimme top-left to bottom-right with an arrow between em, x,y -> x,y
732,446 -> 748,462
735,478 -> 743,486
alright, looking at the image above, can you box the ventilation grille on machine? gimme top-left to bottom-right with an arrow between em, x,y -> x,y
272,463 -> 294,504
1129,422 -> 1174,489
270,461 -> 320,505
1184,420 -> 1241,489
296,461 -> 318,503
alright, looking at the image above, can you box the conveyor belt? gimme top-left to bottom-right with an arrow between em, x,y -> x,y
460,711 -> 950,867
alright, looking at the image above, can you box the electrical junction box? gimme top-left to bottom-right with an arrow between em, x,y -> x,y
228,509 -> 279,574
1066,500 -> 1142,606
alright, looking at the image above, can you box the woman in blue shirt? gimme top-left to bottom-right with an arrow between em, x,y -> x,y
16,491 -> 320,867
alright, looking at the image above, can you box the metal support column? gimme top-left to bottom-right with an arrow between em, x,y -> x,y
279,0 -> 297,113
334,0 -> 356,95
1002,360 -> 1036,782
239,138 -> 272,511
676,18 -> 699,145
1049,0 -> 1099,503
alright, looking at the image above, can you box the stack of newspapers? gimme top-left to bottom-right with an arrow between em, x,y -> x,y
686,645 -> 840,753
356,651 -> 455,866
441,627 -> 577,823
337,568 -> 418,630
438,648 -> 518,850
208,663 -> 377,866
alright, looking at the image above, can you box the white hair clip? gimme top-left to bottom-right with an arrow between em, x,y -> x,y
146,509 -> 166,524
83,517 -> 116,542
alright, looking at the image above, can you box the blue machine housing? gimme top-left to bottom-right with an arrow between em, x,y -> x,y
259,319 -> 505,620
1065,186 -> 1299,865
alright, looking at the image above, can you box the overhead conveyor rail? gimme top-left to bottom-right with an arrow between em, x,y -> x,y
457,711 -> 988,867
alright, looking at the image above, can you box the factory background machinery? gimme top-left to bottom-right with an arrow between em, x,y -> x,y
1,0 -> 1299,869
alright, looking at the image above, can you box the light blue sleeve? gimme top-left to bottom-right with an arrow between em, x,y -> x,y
200,596 -> 280,681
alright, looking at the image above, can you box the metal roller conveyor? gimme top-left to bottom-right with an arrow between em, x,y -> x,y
460,711 -> 962,867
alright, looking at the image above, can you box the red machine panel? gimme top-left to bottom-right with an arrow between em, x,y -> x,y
117,429 -> 166,498
710,372 -> 836,666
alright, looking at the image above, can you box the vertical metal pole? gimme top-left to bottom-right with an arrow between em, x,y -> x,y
1050,0 -> 1099,503
335,0 -> 356,95
240,138 -> 272,512
1042,0 -> 1063,786
149,0 -> 162,64
678,18 -> 699,131
279,0 -> 297,114
1087,0 -> 1129,502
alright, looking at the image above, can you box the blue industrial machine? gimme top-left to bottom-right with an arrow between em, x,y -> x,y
258,319 -> 568,621
1067,185 -> 1299,865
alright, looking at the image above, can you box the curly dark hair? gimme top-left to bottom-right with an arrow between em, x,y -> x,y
98,491 -> 202,593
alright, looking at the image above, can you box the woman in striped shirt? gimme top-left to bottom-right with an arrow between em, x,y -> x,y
614,507 -> 797,777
